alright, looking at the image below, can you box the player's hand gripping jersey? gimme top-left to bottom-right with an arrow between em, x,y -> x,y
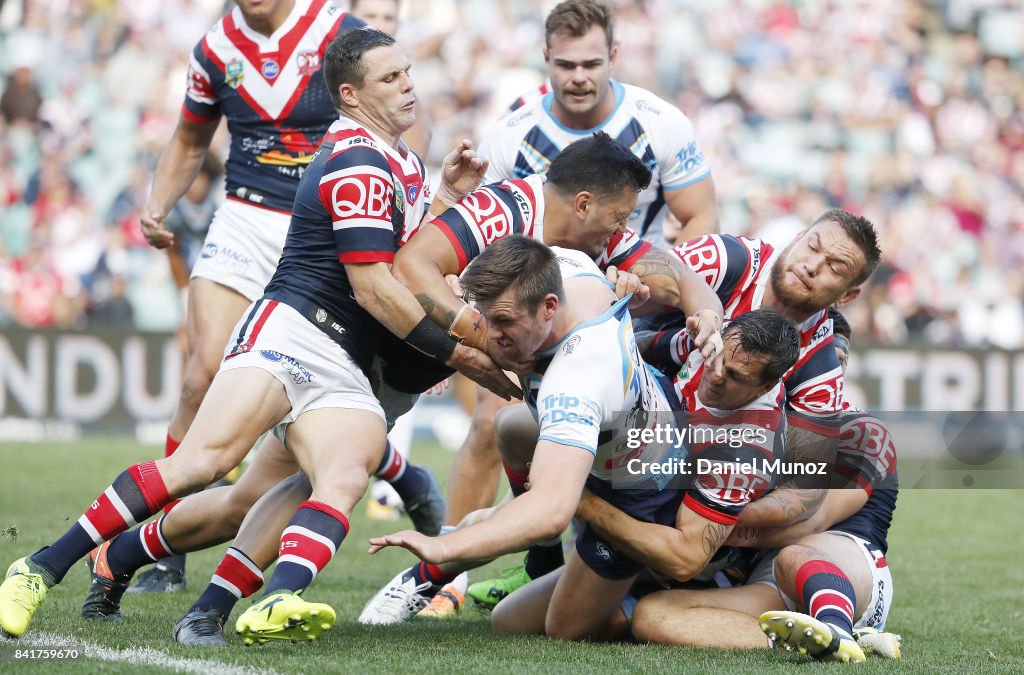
184,0 -> 364,212
258,116 -> 429,375
478,82 -> 711,247
650,235 -> 845,432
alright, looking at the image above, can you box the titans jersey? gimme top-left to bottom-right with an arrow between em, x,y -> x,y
184,0 -> 364,212
520,249 -> 678,485
262,117 -> 429,374
650,234 -> 845,432
432,174 -> 650,274
831,409 -> 899,554
477,81 -> 711,248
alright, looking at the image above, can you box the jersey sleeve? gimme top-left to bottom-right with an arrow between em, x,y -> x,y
182,42 -> 221,123
595,229 -> 651,271
431,184 -> 525,271
833,412 -> 898,495
671,234 -> 751,305
784,316 -> 847,427
318,140 -> 397,264
649,104 -> 711,191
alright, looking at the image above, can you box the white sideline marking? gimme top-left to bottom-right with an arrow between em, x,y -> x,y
20,631 -> 277,675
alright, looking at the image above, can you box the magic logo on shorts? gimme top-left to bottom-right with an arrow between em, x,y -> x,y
201,242 -> 218,259
260,350 -> 314,385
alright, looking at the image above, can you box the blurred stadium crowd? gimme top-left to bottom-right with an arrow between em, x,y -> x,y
0,0 -> 1021,347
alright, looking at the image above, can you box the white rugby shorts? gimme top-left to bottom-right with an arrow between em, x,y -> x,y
218,299 -> 386,441
190,198 -> 290,301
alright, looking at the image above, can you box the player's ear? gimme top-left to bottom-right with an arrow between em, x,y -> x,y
574,191 -> 592,219
543,293 -> 559,320
834,285 -> 861,308
338,82 -> 359,108
609,40 -> 619,66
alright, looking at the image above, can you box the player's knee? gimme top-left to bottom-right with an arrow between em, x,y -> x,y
775,543 -> 819,579
544,615 -> 590,641
631,597 -> 666,643
309,470 -> 367,507
178,364 -> 216,411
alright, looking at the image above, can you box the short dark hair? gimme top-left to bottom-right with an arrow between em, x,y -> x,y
545,0 -> 614,50
546,132 -> 651,199
813,208 -> 881,286
827,307 -> 852,342
323,28 -> 395,108
460,235 -> 564,313
723,309 -> 800,385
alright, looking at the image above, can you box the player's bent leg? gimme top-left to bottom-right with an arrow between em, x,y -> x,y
631,585 -> 786,648
762,535 -> 869,662
235,407 -> 384,644
544,554 -> 635,642
444,384 -> 517,525
491,567 -> 563,635
86,435 -> 301,622
160,434 -> 300,553
1,368 -> 288,638
774,534 -> 874,621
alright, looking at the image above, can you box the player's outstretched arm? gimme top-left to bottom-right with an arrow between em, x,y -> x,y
577,489 -> 734,583
141,113 -> 220,249
369,440 -> 591,563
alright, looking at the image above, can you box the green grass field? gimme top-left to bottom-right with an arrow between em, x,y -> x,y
0,438 -> 1021,674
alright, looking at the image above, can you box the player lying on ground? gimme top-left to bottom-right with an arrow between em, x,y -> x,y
630,308 -> 901,663
467,308 -> 800,641
469,209 -> 883,607
0,27 -> 514,644
145,129 -> 686,645
358,242 -> 798,641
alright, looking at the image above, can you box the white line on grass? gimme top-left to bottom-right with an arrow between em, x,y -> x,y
23,631 -> 277,675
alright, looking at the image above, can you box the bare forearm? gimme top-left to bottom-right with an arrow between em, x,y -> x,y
149,132 -> 213,216
442,491 -> 573,563
353,269 -> 429,339
393,255 -> 464,329
736,489 -> 826,527
628,247 -> 723,318
676,211 -> 718,243
581,499 -> 703,581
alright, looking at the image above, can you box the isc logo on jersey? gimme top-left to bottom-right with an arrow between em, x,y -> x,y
457,190 -> 514,246
328,166 -> 394,220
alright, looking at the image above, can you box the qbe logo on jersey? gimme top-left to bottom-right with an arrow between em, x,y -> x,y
327,166 -> 394,222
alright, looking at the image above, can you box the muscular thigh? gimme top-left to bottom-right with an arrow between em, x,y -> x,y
187,277 -> 252,367
285,407 -> 387,512
635,583 -> 785,620
545,553 -> 635,641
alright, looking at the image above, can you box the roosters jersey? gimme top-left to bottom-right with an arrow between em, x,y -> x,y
651,234 -> 846,432
432,174 -> 650,274
831,409 -> 899,553
477,81 -> 711,248
183,0 -> 364,212
520,249 -> 678,485
262,117 -> 429,374
672,341 -> 788,525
